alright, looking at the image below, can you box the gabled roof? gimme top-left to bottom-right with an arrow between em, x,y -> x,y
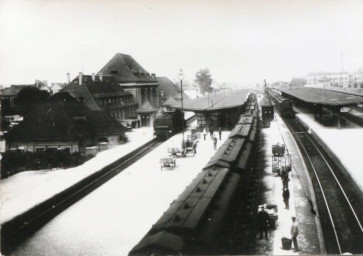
163,96 -> 178,106
98,53 -> 158,84
157,77 -> 179,98
61,75 -> 137,110
279,87 -> 363,106
136,100 -> 157,113
6,92 -> 127,142
170,89 -> 250,112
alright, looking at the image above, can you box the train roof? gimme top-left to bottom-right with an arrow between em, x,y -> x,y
169,90 -> 252,112
279,87 -> 363,106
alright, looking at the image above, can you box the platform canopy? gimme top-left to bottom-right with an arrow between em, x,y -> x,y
170,89 -> 250,112
279,87 -> 363,106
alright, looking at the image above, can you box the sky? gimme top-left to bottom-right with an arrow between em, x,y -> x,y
0,0 -> 362,87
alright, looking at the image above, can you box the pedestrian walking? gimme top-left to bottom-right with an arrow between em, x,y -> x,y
291,216 -> 299,252
218,127 -> 222,140
257,205 -> 269,240
213,135 -> 217,150
203,128 -> 207,141
210,126 -> 214,139
282,188 -> 290,209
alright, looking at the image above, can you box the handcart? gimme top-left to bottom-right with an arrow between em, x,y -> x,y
160,157 -> 176,170
183,146 -> 195,157
181,139 -> 196,157
167,147 -> 183,158
272,143 -> 290,176
272,143 -> 285,156
272,154 -> 291,176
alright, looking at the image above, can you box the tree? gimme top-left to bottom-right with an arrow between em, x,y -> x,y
195,68 -> 212,95
14,87 -> 50,116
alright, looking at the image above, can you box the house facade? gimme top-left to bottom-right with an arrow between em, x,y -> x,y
61,73 -> 138,125
5,93 -> 127,153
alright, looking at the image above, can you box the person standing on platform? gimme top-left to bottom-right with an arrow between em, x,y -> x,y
218,127 -> 222,140
213,135 -> 217,150
192,140 -> 197,154
291,216 -> 299,252
257,205 -> 269,240
203,128 -> 207,141
280,167 -> 290,189
282,188 -> 290,209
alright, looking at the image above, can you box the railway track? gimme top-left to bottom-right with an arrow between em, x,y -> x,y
285,118 -> 363,254
1,115 -> 197,255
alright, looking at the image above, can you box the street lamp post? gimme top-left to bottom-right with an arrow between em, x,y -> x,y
178,69 -> 185,148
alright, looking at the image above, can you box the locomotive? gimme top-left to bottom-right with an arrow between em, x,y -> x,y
129,94 -> 259,255
153,109 -> 185,139
267,89 -> 295,118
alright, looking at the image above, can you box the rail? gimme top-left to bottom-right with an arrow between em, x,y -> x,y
285,118 -> 363,254
1,138 -> 161,254
2,115 -> 197,254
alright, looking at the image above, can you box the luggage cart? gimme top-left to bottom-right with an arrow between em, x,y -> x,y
160,157 -> 176,170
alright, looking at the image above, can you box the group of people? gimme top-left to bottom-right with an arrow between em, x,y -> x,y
257,206 -> 299,252
202,126 -> 222,150
257,155 -> 299,252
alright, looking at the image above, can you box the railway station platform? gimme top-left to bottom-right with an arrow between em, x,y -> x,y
256,112 -> 325,255
5,121 -> 234,255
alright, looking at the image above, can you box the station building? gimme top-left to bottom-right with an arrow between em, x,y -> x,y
99,53 -> 159,110
61,73 -> 138,126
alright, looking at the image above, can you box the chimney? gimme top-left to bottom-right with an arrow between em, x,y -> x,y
99,73 -> 103,81
79,72 -> 83,85
67,73 -> 70,84
92,73 -> 96,81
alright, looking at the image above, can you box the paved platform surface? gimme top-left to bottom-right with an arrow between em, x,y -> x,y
256,112 -> 325,255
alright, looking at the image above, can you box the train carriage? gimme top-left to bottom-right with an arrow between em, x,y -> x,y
130,93 -> 260,255
260,95 -> 274,127
267,89 -> 295,118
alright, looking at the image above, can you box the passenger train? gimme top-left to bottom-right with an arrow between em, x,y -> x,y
129,93 -> 259,255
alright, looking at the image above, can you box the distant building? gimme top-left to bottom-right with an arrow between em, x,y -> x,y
99,53 -> 159,109
271,81 -> 289,88
50,82 -> 67,94
350,71 -> 363,88
306,72 -> 350,87
61,73 -> 138,125
5,92 -> 127,153
181,81 -> 200,99
35,80 -> 52,92
0,84 -> 37,107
